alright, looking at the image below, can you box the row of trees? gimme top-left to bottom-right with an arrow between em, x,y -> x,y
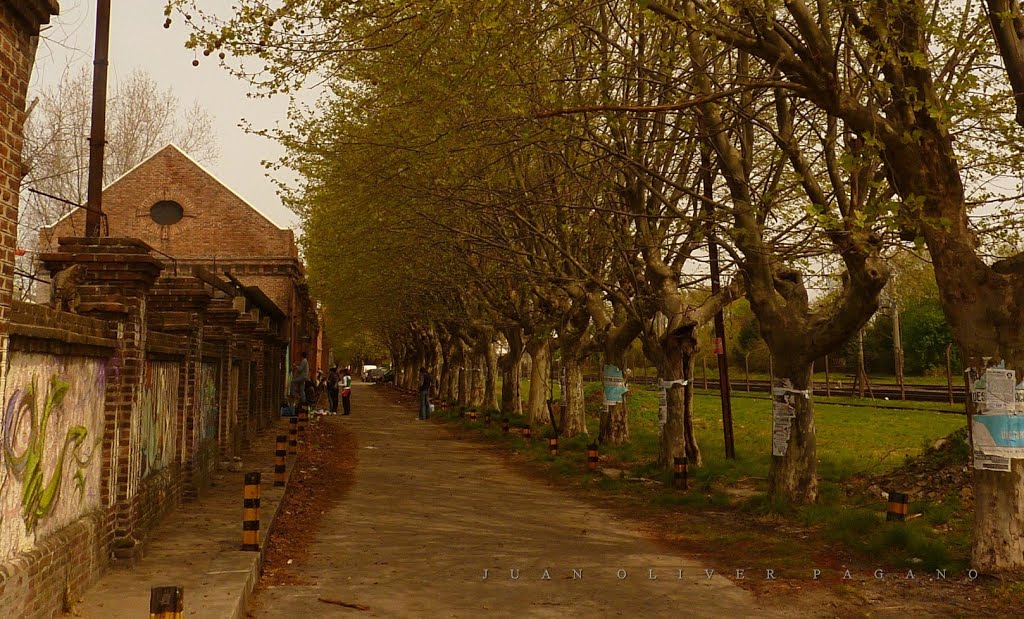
167,0 -> 1024,572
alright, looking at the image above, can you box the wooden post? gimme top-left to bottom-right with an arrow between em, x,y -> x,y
893,304 -> 905,400
768,354 -> 774,389
825,354 -> 831,398
946,344 -> 954,405
149,586 -> 184,619
702,356 -> 708,389
745,353 -> 751,392
857,330 -> 866,398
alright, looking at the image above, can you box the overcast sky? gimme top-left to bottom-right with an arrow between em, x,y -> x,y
31,0 -> 300,230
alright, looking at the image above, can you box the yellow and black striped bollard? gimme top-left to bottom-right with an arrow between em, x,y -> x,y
886,491 -> 909,522
288,416 -> 298,456
523,425 -> 532,441
298,405 -> 308,442
149,586 -> 183,619
274,435 -> 287,487
548,436 -> 558,456
673,456 -> 688,490
468,409 -> 478,421
501,418 -> 510,433
242,472 -> 261,551
587,443 -> 599,471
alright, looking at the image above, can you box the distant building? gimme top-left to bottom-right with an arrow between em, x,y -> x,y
38,144 -> 328,371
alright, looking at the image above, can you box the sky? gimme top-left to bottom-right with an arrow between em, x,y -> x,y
31,0 -> 300,231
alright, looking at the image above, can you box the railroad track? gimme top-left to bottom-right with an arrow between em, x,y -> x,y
582,375 -> 964,404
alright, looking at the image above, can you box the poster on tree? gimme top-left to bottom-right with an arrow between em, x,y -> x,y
771,378 -> 799,457
602,365 -> 627,407
970,367 -> 1024,472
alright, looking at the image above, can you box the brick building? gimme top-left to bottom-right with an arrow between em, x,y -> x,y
39,143 -> 327,371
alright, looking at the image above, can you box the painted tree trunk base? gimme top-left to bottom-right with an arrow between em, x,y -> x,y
768,366 -> 818,505
972,462 -> 1024,572
560,358 -> 587,437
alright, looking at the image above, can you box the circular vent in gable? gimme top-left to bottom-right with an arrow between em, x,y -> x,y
150,200 -> 184,225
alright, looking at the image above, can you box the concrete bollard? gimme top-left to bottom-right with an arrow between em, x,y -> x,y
673,456 -> 688,490
587,443 -> 599,471
297,404 -> 308,441
886,491 -> 909,522
242,472 -> 261,551
274,435 -> 287,487
288,417 -> 298,456
149,586 -> 183,619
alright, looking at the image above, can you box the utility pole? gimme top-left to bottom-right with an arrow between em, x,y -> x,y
704,157 -> 735,459
85,0 -> 112,238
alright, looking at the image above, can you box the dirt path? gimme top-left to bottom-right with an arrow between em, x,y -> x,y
248,385 -> 818,618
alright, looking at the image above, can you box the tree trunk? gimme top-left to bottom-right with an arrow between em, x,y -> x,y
470,350 -> 486,408
500,330 -> 524,416
768,361 -> 817,504
526,337 -> 551,429
657,335 -> 702,469
484,342 -> 499,411
561,354 -> 588,437
458,353 -> 470,406
599,350 -> 630,445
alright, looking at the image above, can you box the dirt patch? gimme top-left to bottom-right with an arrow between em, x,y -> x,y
256,416 -> 357,587
845,427 -> 972,506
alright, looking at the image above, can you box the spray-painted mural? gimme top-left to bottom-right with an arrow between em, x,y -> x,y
197,362 -> 219,476
199,362 -> 218,446
0,353 -> 105,562
139,362 -> 180,478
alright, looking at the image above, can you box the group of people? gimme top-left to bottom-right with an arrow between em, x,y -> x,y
291,352 -> 352,415
291,354 -> 437,421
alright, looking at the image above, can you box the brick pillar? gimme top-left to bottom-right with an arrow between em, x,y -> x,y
252,318 -> 270,431
147,276 -> 212,500
232,299 -> 259,447
202,296 -> 239,460
41,237 -> 163,564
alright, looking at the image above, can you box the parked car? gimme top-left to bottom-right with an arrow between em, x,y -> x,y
377,368 -> 395,384
365,367 -> 386,382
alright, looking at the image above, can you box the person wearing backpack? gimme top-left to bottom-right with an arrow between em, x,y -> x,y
341,367 -> 353,415
326,366 -> 340,414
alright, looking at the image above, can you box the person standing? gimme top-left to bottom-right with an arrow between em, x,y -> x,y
291,351 -> 310,404
418,367 -> 432,420
341,367 -> 353,415
326,366 -> 340,414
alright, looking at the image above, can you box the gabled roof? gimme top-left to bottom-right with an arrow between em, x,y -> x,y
40,143 -> 289,232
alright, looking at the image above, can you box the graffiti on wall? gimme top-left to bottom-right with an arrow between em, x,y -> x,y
0,353 -> 105,561
199,362 -> 218,445
139,362 -> 180,478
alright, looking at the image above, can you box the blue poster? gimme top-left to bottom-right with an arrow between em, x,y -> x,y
971,368 -> 1024,470
603,365 -> 627,406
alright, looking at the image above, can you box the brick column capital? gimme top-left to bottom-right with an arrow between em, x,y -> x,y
40,238 -> 164,316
